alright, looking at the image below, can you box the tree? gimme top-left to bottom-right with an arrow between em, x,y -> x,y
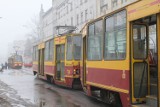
23,14 -> 40,42
24,38 -> 33,57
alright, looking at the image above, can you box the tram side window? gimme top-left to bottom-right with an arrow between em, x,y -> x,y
45,41 -> 50,61
33,47 -> 35,61
49,39 -> 54,61
36,46 -> 38,61
45,40 -> 54,61
104,10 -> 126,60
61,45 -> 65,60
67,36 -> 73,60
87,20 -> 103,60
73,35 -> 82,60
33,46 -> 38,61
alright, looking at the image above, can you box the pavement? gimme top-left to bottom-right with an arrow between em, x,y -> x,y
0,75 -> 35,107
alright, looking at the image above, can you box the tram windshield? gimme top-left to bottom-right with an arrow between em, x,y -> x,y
15,55 -> 22,62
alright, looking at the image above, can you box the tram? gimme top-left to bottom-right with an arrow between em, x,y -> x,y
33,45 -> 38,75
33,33 -> 82,89
80,0 -> 160,107
8,54 -> 23,69
32,0 -> 160,106
23,56 -> 32,67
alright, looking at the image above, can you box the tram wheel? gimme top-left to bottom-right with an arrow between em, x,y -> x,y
50,77 -> 54,84
108,92 -> 116,104
100,90 -> 122,107
109,92 -> 122,107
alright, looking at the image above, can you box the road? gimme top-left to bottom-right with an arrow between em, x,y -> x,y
0,68 -> 110,107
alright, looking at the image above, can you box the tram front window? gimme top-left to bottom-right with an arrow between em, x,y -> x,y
73,35 -> 82,60
15,55 -> 22,62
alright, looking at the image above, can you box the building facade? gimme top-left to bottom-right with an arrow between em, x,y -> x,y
39,5 -> 54,40
52,0 -> 97,33
97,0 -> 139,16
39,0 -> 139,39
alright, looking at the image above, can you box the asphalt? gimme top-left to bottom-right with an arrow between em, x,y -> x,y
0,68 -> 110,107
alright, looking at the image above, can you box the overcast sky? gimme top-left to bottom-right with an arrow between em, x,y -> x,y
0,0 -> 52,61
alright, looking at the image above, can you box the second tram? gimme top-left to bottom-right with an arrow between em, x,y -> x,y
33,33 -> 82,89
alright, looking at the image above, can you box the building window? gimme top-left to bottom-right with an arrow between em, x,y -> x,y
66,6 -> 68,14
80,0 -> 83,5
81,12 -> 83,23
71,17 -> 73,26
100,0 -> 105,6
112,0 -> 118,7
121,0 -> 127,4
77,14 -> 79,25
85,9 -> 88,21
60,10 -> 62,18
70,3 -> 73,11
100,4 -> 108,14
75,0 -> 80,8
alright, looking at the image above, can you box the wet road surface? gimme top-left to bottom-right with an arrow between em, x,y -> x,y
0,68 -> 111,107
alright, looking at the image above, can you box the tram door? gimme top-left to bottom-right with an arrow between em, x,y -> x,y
131,22 -> 149,103
82,36 -> 87,86
38,49 -> 44,76
157,14 -> 160,107
56,45 -> 65,81
131,14 -> 159,104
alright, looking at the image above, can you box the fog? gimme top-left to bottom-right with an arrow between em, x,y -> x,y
0,0 -> 51,62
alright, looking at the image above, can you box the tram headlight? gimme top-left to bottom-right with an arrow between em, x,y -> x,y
76,69 -> 80,74
73,69 -> 76,75
73,69 -> 80,75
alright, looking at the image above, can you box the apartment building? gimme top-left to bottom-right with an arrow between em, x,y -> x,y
52,0 -> 97,33
98,0 -> 139,16
39,0 -> 139,39
39,5 -> 53,40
